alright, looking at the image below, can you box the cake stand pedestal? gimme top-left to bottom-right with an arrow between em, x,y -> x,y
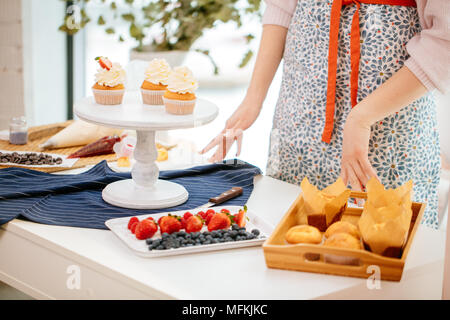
74,91 -> 218,209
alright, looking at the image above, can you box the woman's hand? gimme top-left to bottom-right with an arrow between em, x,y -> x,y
340,108 -> 379,192
200,97 -> 262,162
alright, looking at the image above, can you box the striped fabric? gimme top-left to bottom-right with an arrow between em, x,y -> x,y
0,160 -> 261,230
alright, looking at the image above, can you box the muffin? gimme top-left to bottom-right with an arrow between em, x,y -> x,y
141,58 -> 171,105
92,56 -> 126,105
323,233 -> 362,265
285,225 -> 322,245
324,221 -> 361,240
163,66 -> 198,115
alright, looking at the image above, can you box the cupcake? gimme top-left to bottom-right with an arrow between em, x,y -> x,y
92,56 -> 126,105
141,58 -> 171,105
163,66 -> 198,115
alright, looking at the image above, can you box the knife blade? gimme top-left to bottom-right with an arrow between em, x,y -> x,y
195,187 -> 243,209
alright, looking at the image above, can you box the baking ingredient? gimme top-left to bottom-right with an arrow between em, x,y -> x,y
128,217 -> 139,230
146,228 -> 261,250
39,120 -> 123,150
233,207 -> 247,228
0,151 -> 62,166
159,215 -> 182,234
96,56 -> 112,70
67,135 -> 121,159
130,222 -> 138,234
135,219 -> 158,240
185,215 -> 203,233
207,212 -> 231,232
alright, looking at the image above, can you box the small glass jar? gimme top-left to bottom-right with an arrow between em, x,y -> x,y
9,116 -> 28,145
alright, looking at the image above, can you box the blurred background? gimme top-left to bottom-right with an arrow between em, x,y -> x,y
0,0 -> 449,221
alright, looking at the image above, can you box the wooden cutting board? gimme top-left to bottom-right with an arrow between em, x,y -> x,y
0,120 -> 117,173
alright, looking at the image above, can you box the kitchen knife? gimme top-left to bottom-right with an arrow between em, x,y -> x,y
196,187 -> 243,209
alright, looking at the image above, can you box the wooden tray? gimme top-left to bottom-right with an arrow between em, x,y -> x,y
262,191 -> 425,281
0,121 -> 117,173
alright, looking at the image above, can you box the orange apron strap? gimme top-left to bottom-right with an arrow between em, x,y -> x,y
322,0 -> 417,144
350,1 -> 361,108
322,0 -> 343,144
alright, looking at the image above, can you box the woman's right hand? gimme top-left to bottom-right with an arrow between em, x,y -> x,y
200,96 -> 262,162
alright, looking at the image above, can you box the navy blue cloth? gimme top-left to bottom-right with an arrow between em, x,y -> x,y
0,160 -> 261,229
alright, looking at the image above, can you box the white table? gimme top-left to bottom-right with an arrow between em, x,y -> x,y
0,167 -> 446,299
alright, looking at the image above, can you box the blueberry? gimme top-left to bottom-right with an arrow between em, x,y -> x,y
246,234 -> 256,240
146,239 -> 153,245
186,243 -> 194,247
229,230 -> 238,238
156,245 -> 165,250
211,230 -> 218,237
203,231 -> 211,236
203,240 -> 211,245
161,233 -> 170,239
153,239 -> 162,246
191,232 -> 199,239
178,231 -> 187,237
211,238 -> 219,244
185,233 -> 192,239
231,224 -> 239,230
224,237 -> 233,242
251,229 -> 260,236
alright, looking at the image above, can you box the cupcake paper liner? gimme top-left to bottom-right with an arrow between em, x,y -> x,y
141,88 -> 165,105
92,88 -> 125,105
162,97 -> 196,115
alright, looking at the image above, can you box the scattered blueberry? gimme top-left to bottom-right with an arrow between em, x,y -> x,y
251,229 -> 260,236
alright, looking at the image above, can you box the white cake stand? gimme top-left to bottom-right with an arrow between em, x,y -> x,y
74,91 -> 218,209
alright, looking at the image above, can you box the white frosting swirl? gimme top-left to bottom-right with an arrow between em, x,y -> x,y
144,58 -> 171,85
95,62 -> 126,87
167,66 -> 198,94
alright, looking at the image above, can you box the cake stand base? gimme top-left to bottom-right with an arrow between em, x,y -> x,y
102,179 -> 189,209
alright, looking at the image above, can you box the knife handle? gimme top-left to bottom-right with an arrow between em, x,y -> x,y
209,187 -> 243,205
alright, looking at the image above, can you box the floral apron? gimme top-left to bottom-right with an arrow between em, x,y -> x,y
266,0 -> 441,228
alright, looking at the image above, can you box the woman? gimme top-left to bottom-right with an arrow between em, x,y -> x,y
201,0 -> 449,228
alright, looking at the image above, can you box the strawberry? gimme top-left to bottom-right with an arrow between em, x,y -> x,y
146,216 -> 155,221
205,211 -> 214,225
180,217 -> 187,229
183,212 -> 193,220
185,215 -> 203,233
95,56 -> 112,70
207,212 -> 231,232
220,208 -> 230,214
128,217 -> 139,229
205,209 -> 215,216
130,221 -> 138,234
197,211 -> 207,219
135,219 -> 158,240
159,215 -> 182,234
234,207 -> 248,228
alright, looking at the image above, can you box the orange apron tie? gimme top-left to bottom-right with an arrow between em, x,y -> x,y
322,0 -> 417,144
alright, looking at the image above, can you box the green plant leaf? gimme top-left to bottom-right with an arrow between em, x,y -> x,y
105,27 -> 115,34
97,15 -> 105,25
239,50 -> 253,68
110,2 -> 117,10
121,13 -> 135,22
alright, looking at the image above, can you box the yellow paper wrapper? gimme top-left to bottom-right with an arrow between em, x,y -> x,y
358,178 -> 413,257
297,177 -> 351,231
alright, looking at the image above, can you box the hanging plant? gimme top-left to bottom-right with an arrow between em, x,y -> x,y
59,0 -> 262,74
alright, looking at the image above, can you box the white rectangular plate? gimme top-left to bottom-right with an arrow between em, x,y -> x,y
105,205 -> 273,258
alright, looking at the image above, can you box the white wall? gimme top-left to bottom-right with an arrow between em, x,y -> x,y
0,0 -> 25,130
22,0 -> 67,126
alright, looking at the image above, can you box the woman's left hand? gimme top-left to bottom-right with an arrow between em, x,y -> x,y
340,108 -> 379,192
